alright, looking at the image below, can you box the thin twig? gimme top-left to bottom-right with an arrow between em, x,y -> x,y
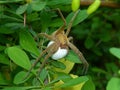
80,0 -> 120,8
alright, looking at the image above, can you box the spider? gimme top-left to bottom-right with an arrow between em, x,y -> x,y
26,9 -> 89,78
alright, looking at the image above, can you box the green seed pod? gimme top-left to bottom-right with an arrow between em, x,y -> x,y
87,0 -> 101,15
71,0 -> 80,12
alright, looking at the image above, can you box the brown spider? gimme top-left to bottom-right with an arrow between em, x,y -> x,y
26,9 -> 89,78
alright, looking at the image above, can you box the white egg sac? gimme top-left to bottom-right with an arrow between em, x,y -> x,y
47,41 -> 68,60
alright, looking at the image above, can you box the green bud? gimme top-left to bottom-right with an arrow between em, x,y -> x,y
87,0 -> 101,15
71,0 -> 80,12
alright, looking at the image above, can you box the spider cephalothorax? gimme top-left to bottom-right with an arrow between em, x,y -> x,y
53,29 -> 68,49
26,8 -> 89,78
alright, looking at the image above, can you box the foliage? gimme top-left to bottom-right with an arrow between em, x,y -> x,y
71,7 -> 120,90
0,0 -> 120,90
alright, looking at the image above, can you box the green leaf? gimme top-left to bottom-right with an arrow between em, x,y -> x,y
31,1 -> 46,11
5,23 -> 23,28
49,73 -> 72,85
2,87 -> 27,90
106,77 -> 120,90
92,67 -> 107,74
0,27 -> 16,34
65,50 -> 81,63
0,15 -> 23,22
0,0 -> 23,4
60,76 -> 89,88
84,37 -> 94,49
39,68 -> 48,81
66,10 -> 88,27
51,61 -> 66,69
82,76 -> 95,90
27,13 -> 39,22
44,87 -> 51,90
0,53 -> 9,65
13,71 -> 30,85
47,0 -> 71,5
19,29 -> 39,56
118,70 -> 120,75
7,46 -> 31,70
16,4 -> 28,14
49,18 -> 63,27
40,10 -> 52,30
109,47 -> 120,59
2,15 -> 23,28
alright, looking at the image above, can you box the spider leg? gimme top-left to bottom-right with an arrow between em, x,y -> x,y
66,10 -> 79,36
56,8 -> 66,26
37,43 -> 59,77
68,36 -> 73,43
34,33 -> 55,41
24,43 -> 57,79
68,42 -> 89,75
54,8 -> 67,35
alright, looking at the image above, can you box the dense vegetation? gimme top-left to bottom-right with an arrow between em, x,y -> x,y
0,0 -> 120,90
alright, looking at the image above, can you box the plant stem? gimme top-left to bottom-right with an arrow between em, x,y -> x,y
80,0 -> 120,8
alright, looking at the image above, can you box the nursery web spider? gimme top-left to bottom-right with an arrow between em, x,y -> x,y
26,9 -> 89,78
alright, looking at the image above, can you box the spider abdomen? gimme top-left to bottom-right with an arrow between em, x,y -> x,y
52,47 -> 68,60
47,41 -> 68,60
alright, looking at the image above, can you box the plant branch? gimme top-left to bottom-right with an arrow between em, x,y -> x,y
80,0 -> 120,8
